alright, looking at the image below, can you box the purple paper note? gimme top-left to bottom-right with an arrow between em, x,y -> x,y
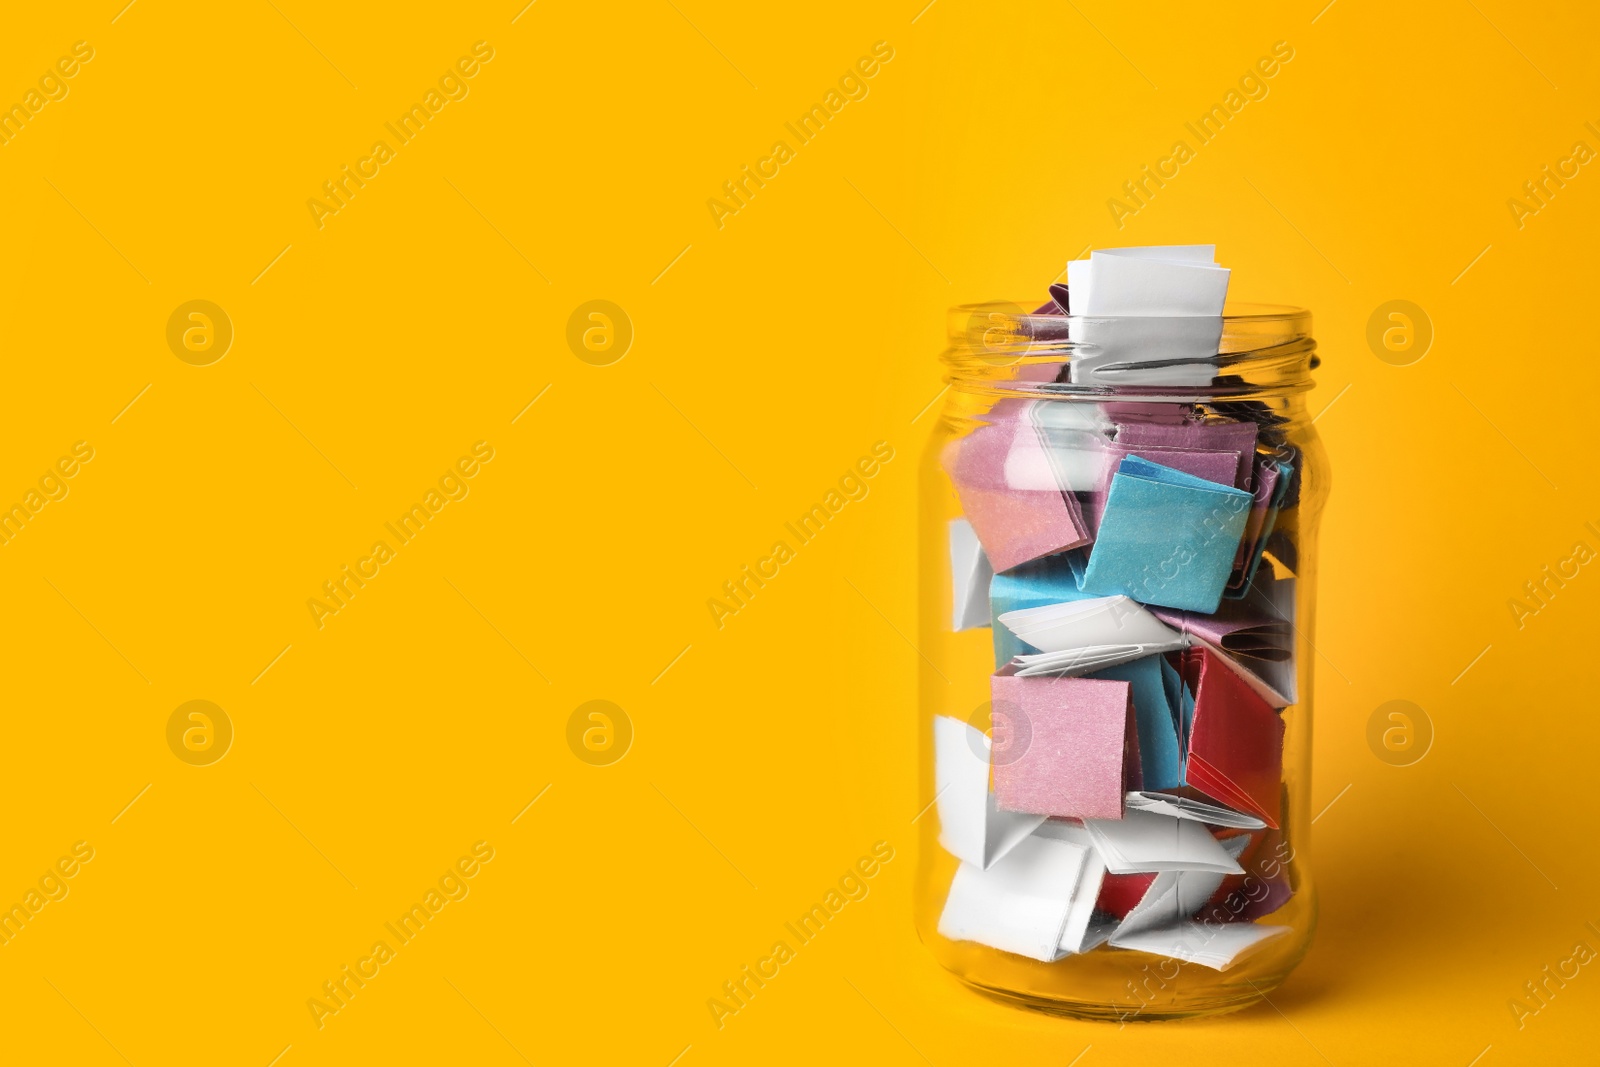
1085,445 -> 1242,534
1117,418 -> 1258,489
1099,402 -> 1190,426
1150,598 -> 1291,660
1225,459 -> 1282,591
1153,579 -> 1297,710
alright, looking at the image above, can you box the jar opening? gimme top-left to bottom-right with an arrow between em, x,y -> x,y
944,302 -> 1316,402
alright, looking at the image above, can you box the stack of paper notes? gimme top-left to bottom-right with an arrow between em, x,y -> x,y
937,248 -> 1298,971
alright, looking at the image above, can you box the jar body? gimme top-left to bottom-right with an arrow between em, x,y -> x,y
914,320 -> 1327,1019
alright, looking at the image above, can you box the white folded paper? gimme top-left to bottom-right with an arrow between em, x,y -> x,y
1065,246 -> 1230,387
1125,792 -> 1268,830
934,716 -> 1045,869
1033,821 -> 1110,955
948,518 -> 995,632
1110,920 -> 1290,971
1068,246 -> 1230,316
1000,595 -> 1185,653
1011,643 -> 1179,677
936,834 -> 1092,962
1114,870 -> 1224,940
1084,809 -> 1243,875
1108,834 -> 1285,969
1026,399 -> 1112,493
1112,832 -> 1250,941
1002,410 -> 1074,491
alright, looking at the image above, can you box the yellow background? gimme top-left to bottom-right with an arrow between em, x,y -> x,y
1,0 -> 1595,1064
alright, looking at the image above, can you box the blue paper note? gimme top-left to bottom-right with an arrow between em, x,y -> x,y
1159,656 -> 1185,738
988,558 -> 1095,667
1078,456 -> 1252,613
1178,676 -> 1197,776
1227,455 -> 1295,598
1090,656 -> 1182,791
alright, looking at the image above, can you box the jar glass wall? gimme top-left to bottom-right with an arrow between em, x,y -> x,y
914,303 -> 1327,1020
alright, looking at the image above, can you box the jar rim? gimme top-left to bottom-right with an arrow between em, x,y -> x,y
942,300 -> 1317,400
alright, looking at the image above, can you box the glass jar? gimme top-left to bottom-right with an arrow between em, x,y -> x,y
915,301 -> 1326,1020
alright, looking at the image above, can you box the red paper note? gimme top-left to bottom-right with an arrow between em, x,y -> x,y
1180,647 -> 1284,829
1096,871 -> 1159,919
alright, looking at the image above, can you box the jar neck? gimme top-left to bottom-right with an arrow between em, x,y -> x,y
942,302 -> 1317,405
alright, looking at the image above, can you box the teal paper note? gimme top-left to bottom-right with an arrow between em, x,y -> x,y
1160,656 -> 1185,740
1090,656 -> 1183,791
988,558 -> 1094,667
1079,456 -> 1252,613
1179,678 -> 1197,772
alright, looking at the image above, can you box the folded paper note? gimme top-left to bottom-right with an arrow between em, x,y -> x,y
1028,400 -> 1113,493
989,559 -> 1096,667
1229,458 -> 1280,574
1012,643 -> 1178,678
1046,283 -> 1070,314
937,834 -> 1093,962
1075,456 -> 1253,613
1084,809 -> 1243,875
1033,821 -> 1112,955
946,402 -> 1090,573
1102,401 -> 1192,426
934,716 -> 1045,869
1100,831 -> 1248,927
1066,246 -> 1231,387
1097,870 -> 1158,919
1068,246 -> 1230,316
1110,834 -> 1250,941
991,674 -> 1139,820
1003,592 -> 1188,677
999,595 -> 1184,653
1086,445 -> 1242,534
948,518 -> 995,631
1126,791 -> 1268,830
1070,317 -> 1232,388
1153,574 -> 1296,707
1226,453 -> 1295,599
1176,661 -> 1197,742
1181,648 -> 1285,829
1109,920 -> 1290,972
1115,418 -> 1259,490
1161,654 -> 1187,737
1205,826 -> 1294,922
1088,657 -> 1183,791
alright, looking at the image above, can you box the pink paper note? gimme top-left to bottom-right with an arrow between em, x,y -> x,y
991,671 -> 1138,820
946,403 -> 1090,572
